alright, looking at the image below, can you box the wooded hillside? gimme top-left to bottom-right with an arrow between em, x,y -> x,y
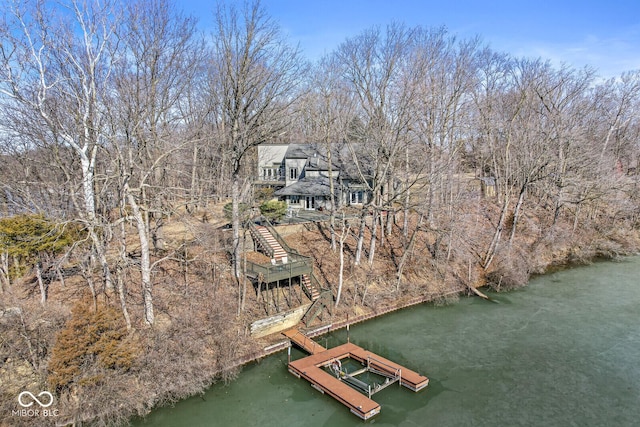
1,1 -> 639,425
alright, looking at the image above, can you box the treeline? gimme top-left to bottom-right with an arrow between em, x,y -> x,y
0,0 -> 639,424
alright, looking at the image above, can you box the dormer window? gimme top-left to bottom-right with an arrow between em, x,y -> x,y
289,167 -> 298,180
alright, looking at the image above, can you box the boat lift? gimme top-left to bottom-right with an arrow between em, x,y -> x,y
329,356 -> 402,399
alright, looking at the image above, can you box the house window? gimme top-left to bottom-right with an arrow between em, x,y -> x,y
290,195 -> 300,204
305,196 -> 316,210
350,190 -> 364,205
289,167 -> 298,180
263,167 -> 280,180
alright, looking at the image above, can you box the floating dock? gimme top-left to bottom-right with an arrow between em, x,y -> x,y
284,328 -> 429,420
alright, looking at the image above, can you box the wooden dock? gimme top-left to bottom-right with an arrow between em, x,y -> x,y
347,345 -> 429,391
284,328 -> 429,420
283,328 -> 326,354
288,342 -> 381,419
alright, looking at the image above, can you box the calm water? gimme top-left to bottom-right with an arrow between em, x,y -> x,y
136,257 -> 640,426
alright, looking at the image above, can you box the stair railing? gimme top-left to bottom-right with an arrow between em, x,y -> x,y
247,221 -> 275,259
259,217 -> 307,260
302,272 -> 334,326
310,271 -> 332,295
300,275 -> 315,301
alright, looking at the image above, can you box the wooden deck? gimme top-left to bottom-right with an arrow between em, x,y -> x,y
284,329 -> 429,419
283,328 -> 326,354
288,343 -> 380,419
348,345 -> 429,391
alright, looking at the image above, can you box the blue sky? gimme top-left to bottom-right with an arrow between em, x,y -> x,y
181,0 -> 640,78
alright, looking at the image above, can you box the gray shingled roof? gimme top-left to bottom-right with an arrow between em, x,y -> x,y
284,144 -> 317,159
274,176 -> 334,196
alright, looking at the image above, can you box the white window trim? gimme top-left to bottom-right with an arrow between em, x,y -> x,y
350,190 -> 364,205
289,167 -> 298,180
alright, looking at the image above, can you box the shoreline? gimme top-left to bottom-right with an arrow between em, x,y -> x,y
150,249 -> 640,416
246,287 -> 466,362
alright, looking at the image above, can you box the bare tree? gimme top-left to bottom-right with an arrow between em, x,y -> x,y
334,23 -> 416,265
334,215 -> 351,308
410,29 -> 479,221
472,56 -> 599,267
403,29 -> 481,282
208,0 -> 306,284
512,61 -> 594,238
0,0 -> 120,294
296,56 -> 356,250
471,51 -> 522,269
108,0 -> 203,325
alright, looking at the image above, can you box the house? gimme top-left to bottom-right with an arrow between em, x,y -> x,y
256,143 -> 371,211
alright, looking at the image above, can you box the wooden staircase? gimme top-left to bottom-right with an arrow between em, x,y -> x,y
301,274 -> 320,301
247,218 -> 332,325
251,225 -> 288,264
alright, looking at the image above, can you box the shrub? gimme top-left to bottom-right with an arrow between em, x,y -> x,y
485,256 -> 531,291
47,301 -> 138,392
259,200 -> 287,222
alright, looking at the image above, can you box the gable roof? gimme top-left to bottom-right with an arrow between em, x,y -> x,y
259,142 -> 375,182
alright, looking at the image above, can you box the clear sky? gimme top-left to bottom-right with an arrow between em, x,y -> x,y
181,0 -> 640,78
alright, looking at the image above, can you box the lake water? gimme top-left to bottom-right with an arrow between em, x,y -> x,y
135,257 -> 640,426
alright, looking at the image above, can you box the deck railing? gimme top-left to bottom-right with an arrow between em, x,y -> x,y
246,216 -> 334,323
255,175 -> 285,182
248,217 -> 308,262
246,259 -> 313,284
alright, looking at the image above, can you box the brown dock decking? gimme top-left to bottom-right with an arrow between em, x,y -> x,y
347,345 -> 429,391
284,328 -> 429,420
288,342 -> 380,419
283,328 -> 326,354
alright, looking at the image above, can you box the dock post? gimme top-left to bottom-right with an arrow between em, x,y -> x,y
288,344 -> 291,364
